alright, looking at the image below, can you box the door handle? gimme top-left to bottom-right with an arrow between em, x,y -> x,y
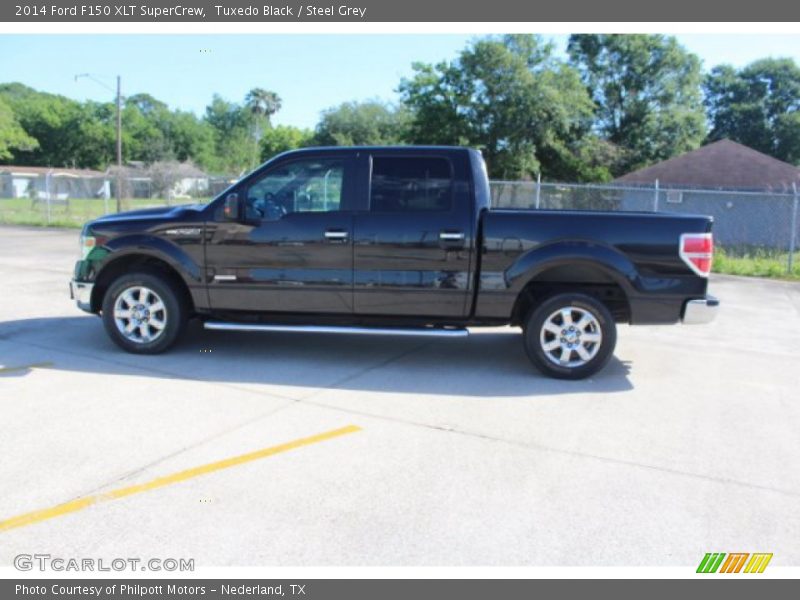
439,231 -> 465,241
324,230 -> 349,240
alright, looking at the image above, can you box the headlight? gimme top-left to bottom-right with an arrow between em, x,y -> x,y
79,231 -> 96,260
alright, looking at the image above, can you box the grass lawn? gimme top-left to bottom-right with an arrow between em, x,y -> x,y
0,197 -> 210,228
713,246 -> 800,281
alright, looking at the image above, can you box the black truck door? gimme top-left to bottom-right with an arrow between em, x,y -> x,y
352,151 -> 475,318
205,154 -> 356,314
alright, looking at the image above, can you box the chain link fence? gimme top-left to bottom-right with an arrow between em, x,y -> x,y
1,167 -> 798,274
491,180 -> 800,274
0,165 -> 235,228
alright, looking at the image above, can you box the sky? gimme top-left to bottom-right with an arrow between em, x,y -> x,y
1,34 -> 800,129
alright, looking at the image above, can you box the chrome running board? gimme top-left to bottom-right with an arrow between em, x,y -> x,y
203,321 -> 469,338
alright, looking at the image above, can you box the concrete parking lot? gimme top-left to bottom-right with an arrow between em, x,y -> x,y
0,224 -> 798,567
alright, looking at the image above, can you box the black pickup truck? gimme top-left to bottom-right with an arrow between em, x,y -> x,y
70,146 -> 718,379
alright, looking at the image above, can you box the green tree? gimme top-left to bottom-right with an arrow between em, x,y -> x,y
204,94 -> 256,174
122,100 -> 168,163
705,58 -> 800,163
0,96 -> 38,160
126,93 -> 168,116
74,101 -> 117,168
567,34 -> 706,174
314,100 -> 410,146
399,35 -> 597,181
0,83 -> 229,172
260,125 -> 314,161
124,93 -> 217,169
0,82 -> 104,168
205,90 -> 283,174
167,110 -> 217,169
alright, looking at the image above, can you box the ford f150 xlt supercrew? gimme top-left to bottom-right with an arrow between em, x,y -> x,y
70,146 -> 718,379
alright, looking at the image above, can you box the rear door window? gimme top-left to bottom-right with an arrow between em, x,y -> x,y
369,156 -> 453,212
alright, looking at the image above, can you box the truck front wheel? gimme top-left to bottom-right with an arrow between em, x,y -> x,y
101,272 -> 186,354
523,293 -> 616,380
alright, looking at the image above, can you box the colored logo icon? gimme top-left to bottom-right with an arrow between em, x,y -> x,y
697,553 -> 773,573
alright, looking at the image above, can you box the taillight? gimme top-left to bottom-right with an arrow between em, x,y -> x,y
679,233 -> 713,277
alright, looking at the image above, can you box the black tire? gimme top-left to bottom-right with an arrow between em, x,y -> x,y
101,271 -> 186,354
523,292 -> 616,380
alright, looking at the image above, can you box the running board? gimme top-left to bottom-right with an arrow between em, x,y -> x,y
203,321 -> 469,338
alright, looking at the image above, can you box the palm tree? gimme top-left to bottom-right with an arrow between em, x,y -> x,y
245,88 -> 282,125
244,88 -> 282,167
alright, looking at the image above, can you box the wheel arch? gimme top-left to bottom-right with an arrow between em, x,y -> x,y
509,245 -> 635,326
91,253 -> 194,314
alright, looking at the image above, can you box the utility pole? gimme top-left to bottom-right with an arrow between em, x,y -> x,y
116,75 -> 122,213
790,182 -> 798,274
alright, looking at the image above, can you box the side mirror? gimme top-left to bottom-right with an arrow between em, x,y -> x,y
222,193 -> 240,221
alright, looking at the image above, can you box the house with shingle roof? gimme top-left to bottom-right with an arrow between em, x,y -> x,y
615,139 -> 800,192
614,140 -> 799,249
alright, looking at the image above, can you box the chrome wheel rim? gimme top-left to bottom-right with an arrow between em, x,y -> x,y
539,305 -> 602,368
113,286 -> 167,344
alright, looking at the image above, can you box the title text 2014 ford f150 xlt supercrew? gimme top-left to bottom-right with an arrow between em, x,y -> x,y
70,146 -> 718,379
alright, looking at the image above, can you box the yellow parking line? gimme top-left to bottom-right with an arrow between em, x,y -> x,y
0,497 -> 99,533
0,424 -> 362,533
0,362 -> 53,374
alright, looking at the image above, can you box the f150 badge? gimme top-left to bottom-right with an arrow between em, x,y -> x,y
164,228 -> 201,236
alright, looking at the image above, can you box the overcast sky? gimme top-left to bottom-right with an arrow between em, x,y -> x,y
1,34 -> 799,129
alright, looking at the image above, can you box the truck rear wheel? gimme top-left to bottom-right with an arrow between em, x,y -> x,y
523,292 -> 616,380
101,272 -> 186,354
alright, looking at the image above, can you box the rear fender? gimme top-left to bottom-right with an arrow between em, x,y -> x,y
506,241 -> 639,295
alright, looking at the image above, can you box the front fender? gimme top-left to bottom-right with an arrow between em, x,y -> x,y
97,234 -> 203,284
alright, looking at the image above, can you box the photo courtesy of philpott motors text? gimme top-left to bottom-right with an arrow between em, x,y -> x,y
15,584 -> 211,597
